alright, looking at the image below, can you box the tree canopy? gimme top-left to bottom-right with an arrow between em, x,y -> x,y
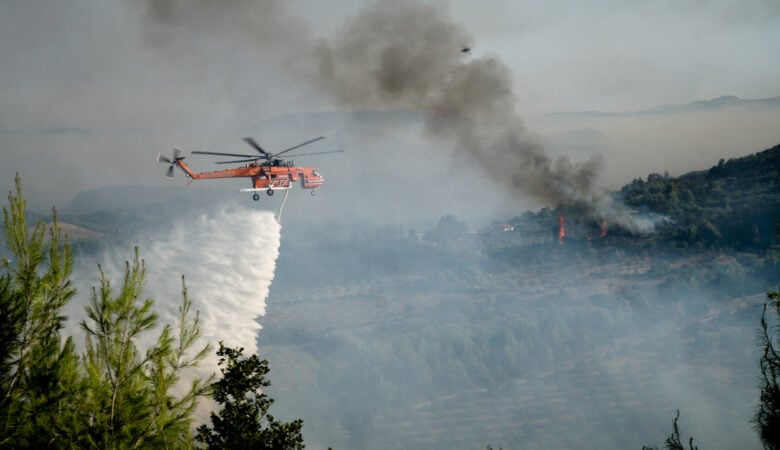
196,343 -> 304,449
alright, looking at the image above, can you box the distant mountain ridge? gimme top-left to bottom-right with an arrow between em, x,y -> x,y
547,95 -> 780,118
61,185 -> 186,215
0,127 -> 95,136
250,109 -> 423,134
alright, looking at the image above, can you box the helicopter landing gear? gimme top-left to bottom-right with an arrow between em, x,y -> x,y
252,193 -> 260,201
266,188 -> 274,196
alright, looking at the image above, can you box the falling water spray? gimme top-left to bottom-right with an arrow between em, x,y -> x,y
71,205 -> 281,382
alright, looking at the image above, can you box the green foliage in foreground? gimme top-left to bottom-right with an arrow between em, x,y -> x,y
196,343 -> 304,449
0,174 -> 79,447
0,175 -> 304,448
78,252 -> 212,448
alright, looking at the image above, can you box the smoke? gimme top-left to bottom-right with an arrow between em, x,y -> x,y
135,0 -> 652,232
69,205 -> 281,381
134,0 -> 314,119
311,1 -> 657,231
138,0 -> 307,56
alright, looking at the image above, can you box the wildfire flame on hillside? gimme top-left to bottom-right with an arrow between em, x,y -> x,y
561,216 -> 609,242
558,215 -> 566,244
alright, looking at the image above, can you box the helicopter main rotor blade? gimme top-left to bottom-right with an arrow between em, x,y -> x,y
242,137 -> 271,157
215,158 -> 260,164
283,149 -> 344,158
271,136 -> 326,158
192,151 -> 257,158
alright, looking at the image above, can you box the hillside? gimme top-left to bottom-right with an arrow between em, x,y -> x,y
260,144 -> 780,449
492,143 -> 780,255
619,143 -> 780,250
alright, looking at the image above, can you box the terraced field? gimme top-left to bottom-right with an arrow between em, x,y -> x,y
259,239 -> 768,450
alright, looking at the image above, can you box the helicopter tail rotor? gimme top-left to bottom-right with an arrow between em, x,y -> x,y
156,147 -> 186,180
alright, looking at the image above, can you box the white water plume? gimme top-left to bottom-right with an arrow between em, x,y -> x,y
70,205 -> 281,379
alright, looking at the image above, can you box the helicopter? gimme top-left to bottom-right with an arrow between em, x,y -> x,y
156,136 -> 341,201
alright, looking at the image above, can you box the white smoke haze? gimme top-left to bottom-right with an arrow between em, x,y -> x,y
535,107 -> 780,183
69,206 -> 281,382
134,0 -> 319,124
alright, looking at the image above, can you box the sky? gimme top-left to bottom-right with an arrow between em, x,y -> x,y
445,0 -> 780,113
290,0 -> 780,114
1,0 -> 779,214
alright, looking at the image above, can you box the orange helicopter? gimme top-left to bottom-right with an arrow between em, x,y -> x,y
156,136 -> 341,201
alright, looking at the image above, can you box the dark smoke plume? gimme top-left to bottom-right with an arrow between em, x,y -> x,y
139,0 -> 652,231
312,1 -> 633,226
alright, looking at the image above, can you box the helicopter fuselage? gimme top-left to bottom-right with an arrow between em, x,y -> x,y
174,160 -> 324,191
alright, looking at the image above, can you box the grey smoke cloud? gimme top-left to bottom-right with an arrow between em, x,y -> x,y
313,1 -> 637,228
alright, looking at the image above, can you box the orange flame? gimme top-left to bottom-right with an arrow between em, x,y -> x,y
599,220 -> 607,238
558,215 -> 565,244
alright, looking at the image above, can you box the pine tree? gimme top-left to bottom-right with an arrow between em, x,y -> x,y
642,410 -> 698,450
0,174 -> 80,446
754,221 -> 780,450
663,410 -> 698,450
78,250 -> 212,449
196,343 -> 304,450
1,175 -> 215,448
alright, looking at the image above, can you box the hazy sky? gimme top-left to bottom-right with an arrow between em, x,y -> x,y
1,0 -> 778,211
294,0 -> 780,114
2,0 -> 777,127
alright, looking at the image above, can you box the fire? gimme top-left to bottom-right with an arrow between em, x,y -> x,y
558,216 -> 605,243
558,215 -> 566,244
587,219 -> 608,240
